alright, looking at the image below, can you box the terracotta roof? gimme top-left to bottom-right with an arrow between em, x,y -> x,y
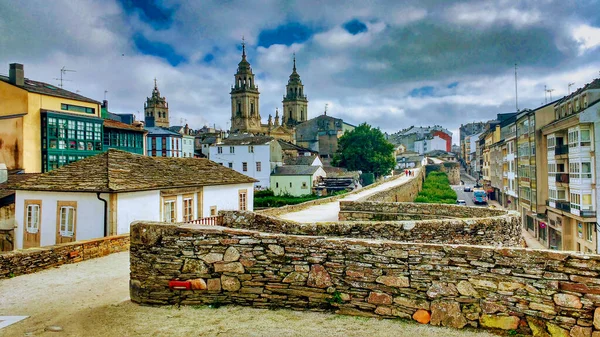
0,173 -> 40,200
218,136 -> 273,146
12,149 -> 257,193
103,119 -> 147,133
284,155 -> 319,165
0,75 -> 100,104
272,165 -> 321,176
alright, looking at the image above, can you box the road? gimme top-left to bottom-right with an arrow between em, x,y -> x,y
452,167 -> 485,207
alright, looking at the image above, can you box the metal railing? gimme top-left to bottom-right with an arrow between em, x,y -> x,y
184,216 -> 224,226
555,173 -> 570,184
555,145 -> 569,156
581,210 -> 597,218
555,201 -> 571,212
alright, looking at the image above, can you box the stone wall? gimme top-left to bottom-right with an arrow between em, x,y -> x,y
130,222 -> 600,336
339,201 -> 506,221
221,210 -> 522,247
0,234 -> 129,279
361,168 -> 424,203
258,173 -> 407,217
425,163 -> 460,185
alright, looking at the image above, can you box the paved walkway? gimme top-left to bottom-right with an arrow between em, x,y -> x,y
279,169 -> 420,222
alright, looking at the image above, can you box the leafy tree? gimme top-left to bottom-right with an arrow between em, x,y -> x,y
332,123 -> 396,177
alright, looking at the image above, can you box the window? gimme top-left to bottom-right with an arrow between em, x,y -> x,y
230,146 -> 235,154
569,163 -> 580,178
242,162 -> 248,172
256,162 -> 261,172
570,193 -> 581,210
289,182 -> 292,188
25,202 -> 41,234
210,206 -> 217,216
586,223 -> 594,242
61,103 -> 95,114
228,162 -> 233,168
248,146 -> 254,153
163,199 -> 176,222
547,136 -> 555,150
582,162 -> 592,179
183,196 -> 194,222
302,181 -> 308,189
218,146 -> 223,154
276,182 -> 279,188
580,130 -> 591,146
59,205 -> 76,237
238,190 -> 247,211
568,129 -> 579,148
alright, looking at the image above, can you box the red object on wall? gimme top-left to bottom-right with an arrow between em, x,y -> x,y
168,280 -> 191,290
432,130 -> 452,152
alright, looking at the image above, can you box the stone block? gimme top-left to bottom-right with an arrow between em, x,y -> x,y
413,309 -> 431,324
481,301 -> 506,314
469,278 -> 497,290
594,308 -> 600,330
223,247 -> 240,262
393,296 -> 430,310
375,306 -> 392,316
553,293 -> 583,309
182,259 -> 209,274
430,301 -> 467,329
282,272 -> 307,284
201,253 -> 224,264
479,314 -> 520,330
527,316 -> 551,337
427,281 -> 458,298
221,275 -> 241,292
214,262 -> 245,274
498,281 -> 524,292
546,322 -> 569,337
570,326 -> 592,337
207,278 -> 221,292
190,278 -> 207,290
529,302 -> 557,315
375,275 -> 409,288
368,292 -> 392,305
268,245 -> 285,256
457,280 -> 480,297
307,264 -> 332,288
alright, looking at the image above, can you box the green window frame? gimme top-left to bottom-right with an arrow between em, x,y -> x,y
61,103 -> 95,114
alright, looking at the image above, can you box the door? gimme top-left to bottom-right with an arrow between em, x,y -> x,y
23,200 -> 42,249
56,201 -> 77,244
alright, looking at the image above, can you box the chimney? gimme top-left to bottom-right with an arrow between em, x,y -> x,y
0,163 -> 7,184
145,116 -> 155,128
102,100 -> 108,110
9,63 -> 24,86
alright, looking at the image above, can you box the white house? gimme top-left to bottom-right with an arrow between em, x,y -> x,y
12,149 -> 256,249
209,136 -> 283,189
270,165 -> 327,196
414,135 -> 448,155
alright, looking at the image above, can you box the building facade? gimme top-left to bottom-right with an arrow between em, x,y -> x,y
144,79 -> 169,128
282,56 -> 308,128
103,119 -> 147,155
146,126 -> 182,158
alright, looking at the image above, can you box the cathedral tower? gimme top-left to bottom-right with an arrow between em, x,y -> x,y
144,79 -> 169,128
282,54 -> 308,127
230,41 -> 262,133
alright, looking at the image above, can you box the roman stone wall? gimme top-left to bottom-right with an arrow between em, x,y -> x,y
130,222 -> 600,336
221,210 -> 522,247
361,168 -> 424,203
0,234 -> 129,279
425,163 -> 461,185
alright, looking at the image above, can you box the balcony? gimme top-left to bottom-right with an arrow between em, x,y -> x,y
581,210 -> 597,218
555,173 -> 570,184
555,145 -> 569,156
555,201 -> 571,212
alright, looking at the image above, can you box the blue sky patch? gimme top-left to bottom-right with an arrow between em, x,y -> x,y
203,53 -> 214,63
409,86 -> 435,97
447,82 -> 459,89
257,22 -> 313,47
343,19 -> 368,35
118,0 -> 175,29
133,33 -> 186,66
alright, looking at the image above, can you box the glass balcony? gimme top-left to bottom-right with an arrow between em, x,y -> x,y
555,145 -> 569,156
555,201 -> 571,212
581,210 -> 597,218
555,173 -> 570,184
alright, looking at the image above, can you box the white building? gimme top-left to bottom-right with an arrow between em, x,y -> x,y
414,135 -> 447,155
182,134 -> 195,158
209,136 -> 283,189
13,149 -> 256,250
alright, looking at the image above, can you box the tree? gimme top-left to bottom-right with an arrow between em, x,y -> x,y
332,123 -> 396,178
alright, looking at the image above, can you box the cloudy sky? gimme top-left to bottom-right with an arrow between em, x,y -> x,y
1,0 -> 599,144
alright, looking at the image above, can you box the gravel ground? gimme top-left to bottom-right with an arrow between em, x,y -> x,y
0,251 -> 500,337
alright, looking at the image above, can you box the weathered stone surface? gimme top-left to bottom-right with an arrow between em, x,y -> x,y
201,253 -> 223,264
307,264 -> 332,288
529,302 -> 556,315
527,316 -> 551,337
190,278 -> 207,290
570,326 -> 592,337
214,262 -> 245,273
413,309 -> 431,324
430,301 -> 467,329
498,281 -> 524,292
221,275 -> 241,292
546,322 -> 569,337
268,244 -> 285,256
553,293 -> 583,309
207,278 -> 221,292
457,280 -> 479,297
182,259 -> 209,274
375,275 -> 409,288
481,301 -> 506,314
375,306 -> 392,316
462,303 -> 481,321
223,247 -> 240,262
368,292 -> 392,305
469,278 -> 497,290
393,296 -> 430,310
479,314 -> 520,330
282,272 -> 307,284
594,308 -> 600,330
427,281 -> 458,298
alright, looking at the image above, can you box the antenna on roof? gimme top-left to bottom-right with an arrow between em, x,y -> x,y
104,90 -> 108,100
324,103 -> 328,116
546,87 -> 555,102
54,66 -> 76,88
514,64 -> 519,112
568,82 -> 575,95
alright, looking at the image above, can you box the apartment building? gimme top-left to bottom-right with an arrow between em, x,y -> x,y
500,115 -> 518,210
541,79 -> 599,253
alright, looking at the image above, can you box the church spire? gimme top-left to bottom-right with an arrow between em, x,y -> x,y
293,53 -> 296,72
241,36 -> 246,60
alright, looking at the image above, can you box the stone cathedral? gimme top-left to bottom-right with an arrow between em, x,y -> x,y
229,42 -> 308,142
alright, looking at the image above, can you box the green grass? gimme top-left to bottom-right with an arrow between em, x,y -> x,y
414,171 -> 457,204
254,189 -> 346,208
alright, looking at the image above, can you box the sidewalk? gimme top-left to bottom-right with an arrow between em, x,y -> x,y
486,200 -> 547,250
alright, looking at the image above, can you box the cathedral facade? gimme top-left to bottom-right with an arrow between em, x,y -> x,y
144,79 -> 169,128
229,43 -> 307,143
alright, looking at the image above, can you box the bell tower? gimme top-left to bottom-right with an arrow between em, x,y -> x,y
144,79 -> 169,128
282,54 -> 308,127
230,39 -> 262,133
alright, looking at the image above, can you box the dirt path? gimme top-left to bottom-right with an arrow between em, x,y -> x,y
0,251 -> 498,337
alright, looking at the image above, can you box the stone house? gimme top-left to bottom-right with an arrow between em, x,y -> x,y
0,166 -> 38,251
295,114 -> 355,158
270,165 -> 326,196
11,149 -> 256,250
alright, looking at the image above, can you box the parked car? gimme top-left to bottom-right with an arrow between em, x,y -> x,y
473,189 -> 488,204
463,186 -> 472,192
457,200 -> 467,206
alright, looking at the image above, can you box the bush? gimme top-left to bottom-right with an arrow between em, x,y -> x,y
254,189 -> 275,198
414,171 -> 457,204
254,190 -> 348,208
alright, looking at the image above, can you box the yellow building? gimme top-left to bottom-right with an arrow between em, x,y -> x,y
0,63 -> 102,172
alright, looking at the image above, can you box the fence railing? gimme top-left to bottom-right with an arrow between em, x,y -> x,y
184,216 -> 224,226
